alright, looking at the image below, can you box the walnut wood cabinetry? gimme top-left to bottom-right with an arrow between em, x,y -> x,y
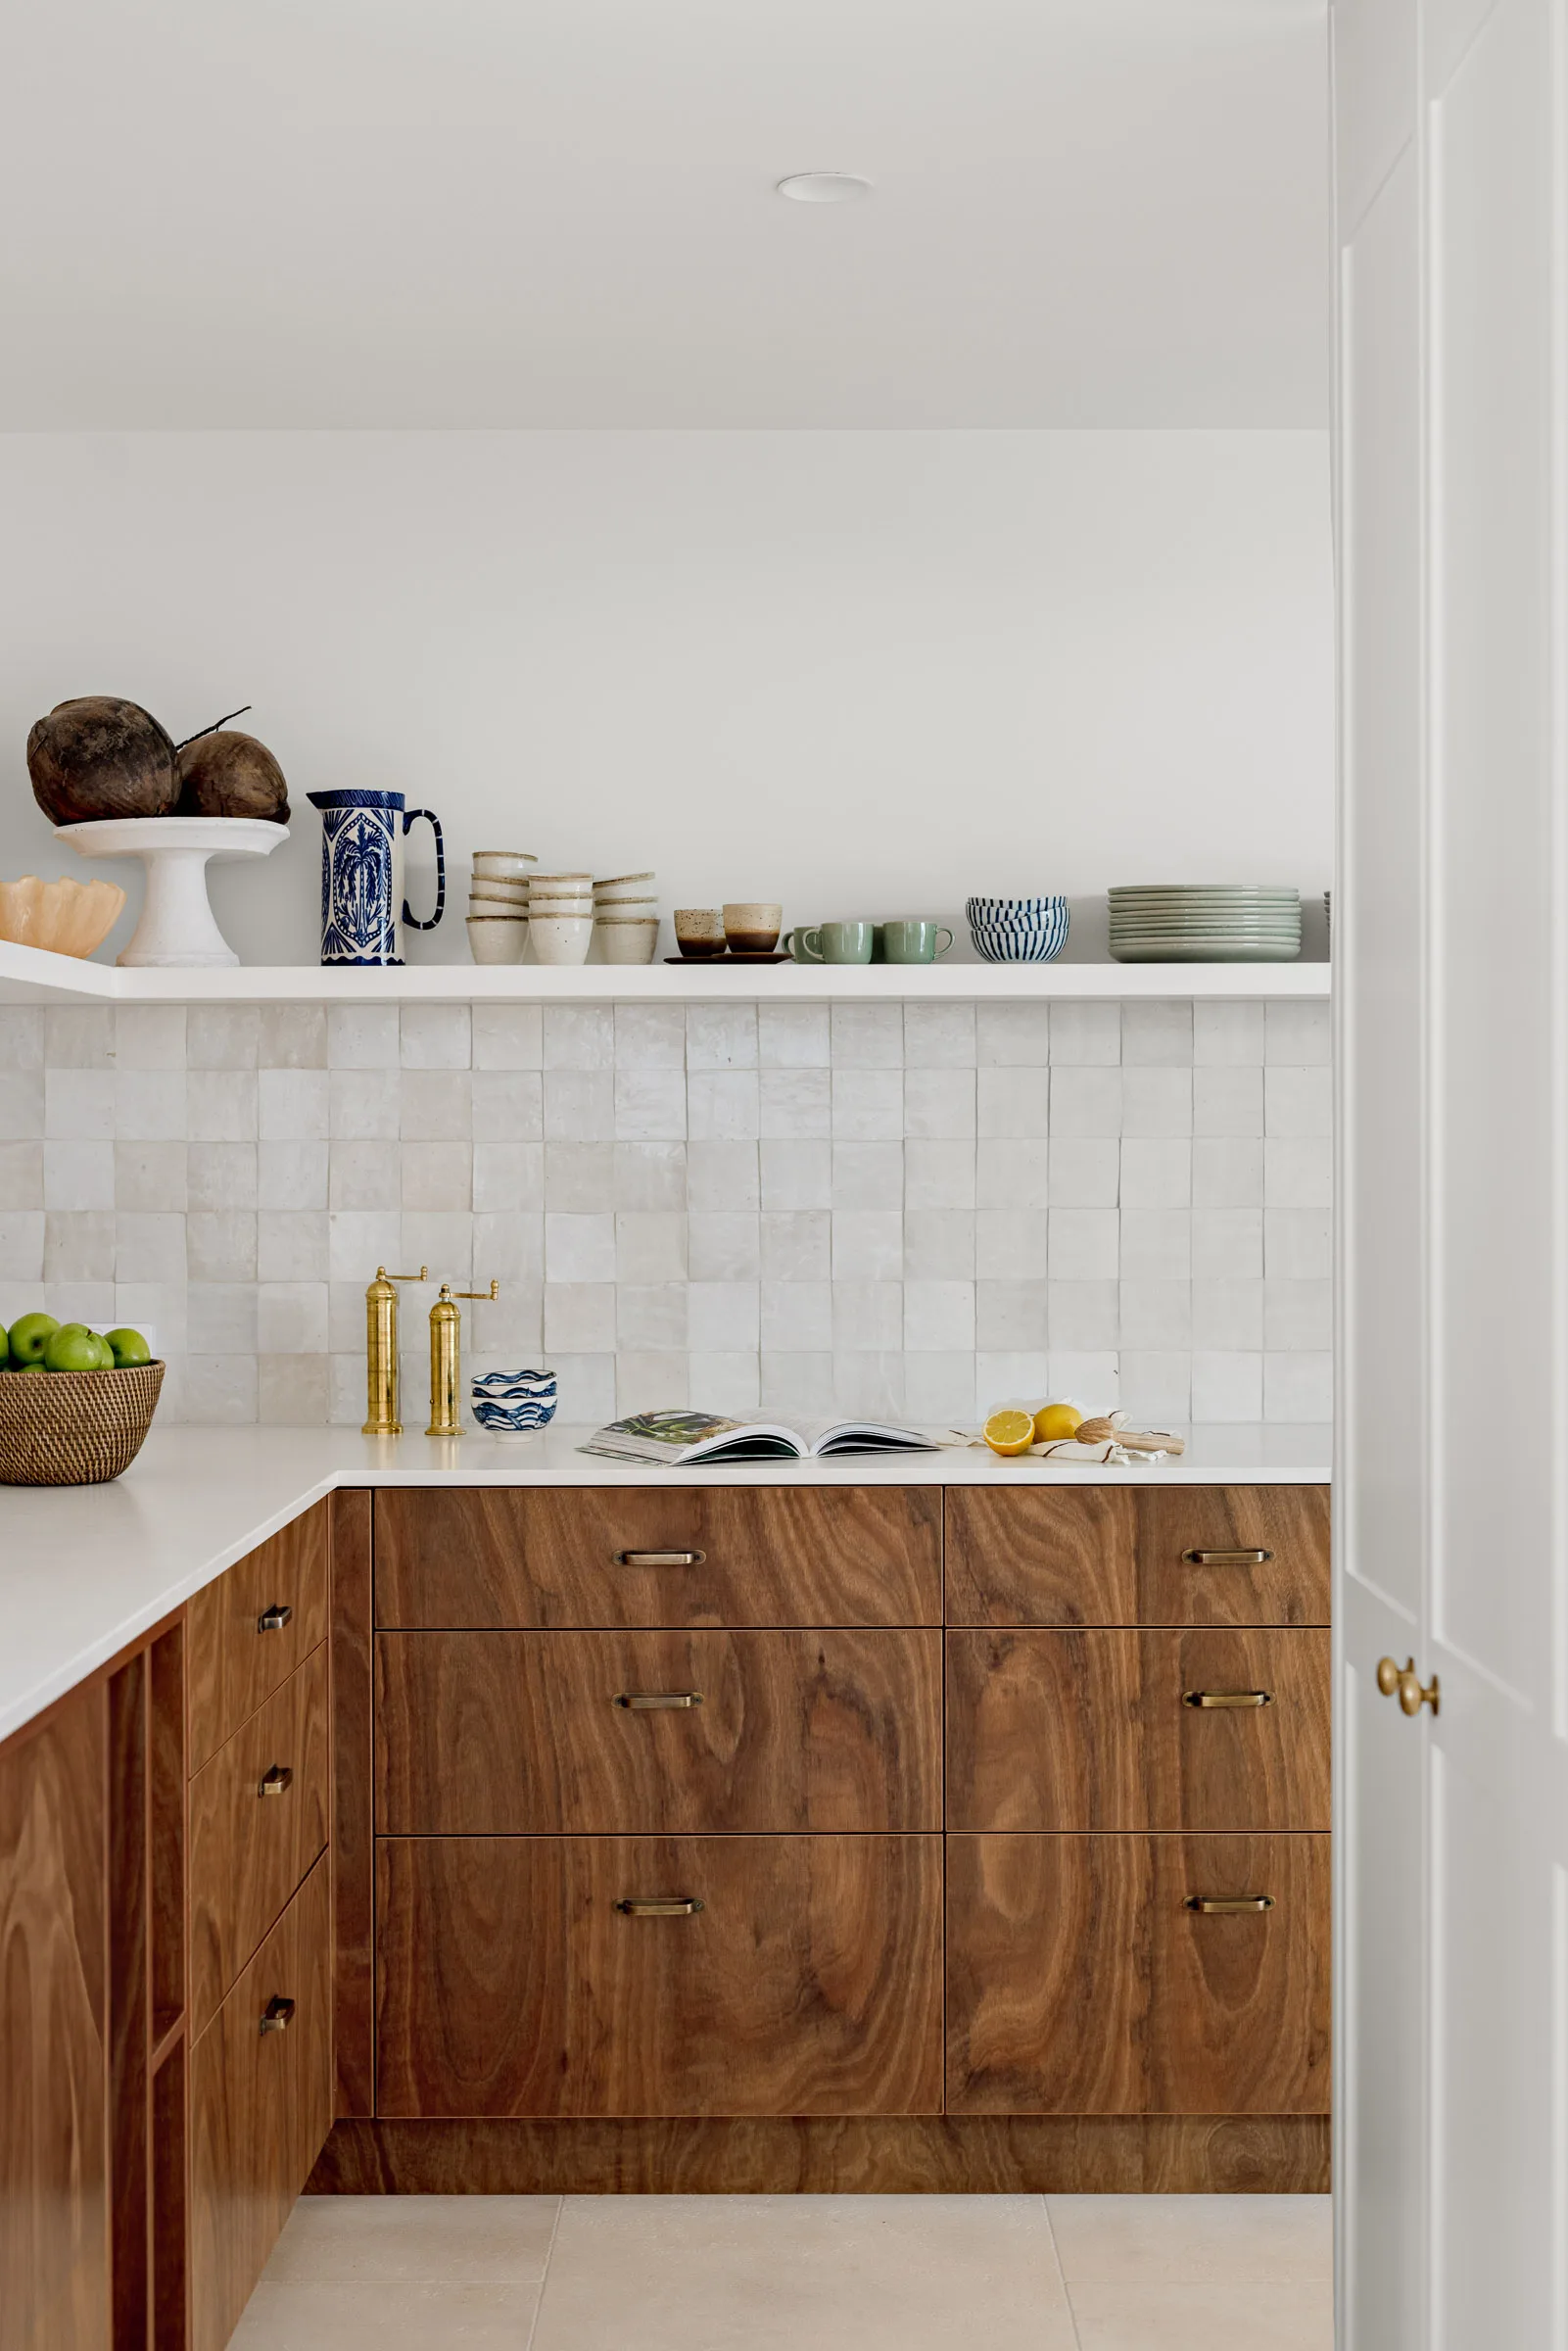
0,1501 -> 335,2351
375,1627 -> 942,1835
376,1833 -> 943,2118
1,1469 -> 1330,2345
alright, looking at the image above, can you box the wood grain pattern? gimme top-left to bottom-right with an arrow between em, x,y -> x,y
376,1628 -> 941,1835
309,2111 -> 1330,2196
152,2037 -> 187,2351
108,1655 -> 150,2351
0,1682 -> 109,2351
188,1645 -> 330,2038
149,1624 -> 186,2036
945,1486 -> 1139,1626
374,1486 -> 941,1631
1138,1488 -> 1331,1626
375,1834 -> 942,2118
187,1503 -> 329,1773
189,1854 -> 332,2351
946,1834 -> 1331,2116
944,1485 -> 1330,1627
946,1629 -> 1331,1832
329,1489 -> 374,2121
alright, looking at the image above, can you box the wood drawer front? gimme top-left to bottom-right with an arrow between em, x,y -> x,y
375,1834 -> 943,2118
1137,1489 -> 1329,1626
945,1833 -> 1330,2116
375,1628 -> 941,1835
187,1503 -> 329,1771
190,1853 -> 331,2351
945,1629 -> 1330,1833
189,1645 -> 330,2038
945,1486 -> 1329,1626
373,1486 -> 941,1630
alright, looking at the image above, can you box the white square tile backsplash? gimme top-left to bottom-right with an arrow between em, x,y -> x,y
0,996 -> 1333,1427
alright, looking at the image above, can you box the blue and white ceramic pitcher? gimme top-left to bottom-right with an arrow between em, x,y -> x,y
307,791 -> 445,967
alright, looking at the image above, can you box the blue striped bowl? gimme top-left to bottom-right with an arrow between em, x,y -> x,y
967,897 -> 1069,963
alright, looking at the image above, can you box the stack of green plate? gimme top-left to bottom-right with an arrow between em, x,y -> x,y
1108,886 -> 1302,963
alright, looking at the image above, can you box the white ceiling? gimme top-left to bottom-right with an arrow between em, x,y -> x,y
0,0 -> 1329,429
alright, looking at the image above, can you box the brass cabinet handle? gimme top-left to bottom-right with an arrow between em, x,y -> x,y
613,1549 -> 705,1568
259,1764 -> 294,1797
1182,1690 -> 1273,1709
1377,1655 -> 1441,1716
614,1896 -> 705,1917
257,1603 -> 293,1633
614,1691 -> 704,1711
260,1994 -> 296,2035
1185,1895 -> 1275,1914
1182,1549 -> 1273,1566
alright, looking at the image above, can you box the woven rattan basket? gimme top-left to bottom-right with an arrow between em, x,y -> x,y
0,1361 -> 165,1486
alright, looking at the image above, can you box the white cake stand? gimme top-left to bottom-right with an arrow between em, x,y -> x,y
55,817 -> 289,968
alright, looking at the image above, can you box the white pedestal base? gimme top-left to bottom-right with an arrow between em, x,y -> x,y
55,818 -> 289,969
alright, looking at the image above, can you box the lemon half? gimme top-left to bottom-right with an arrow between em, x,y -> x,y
983,1409 -> 1037,1458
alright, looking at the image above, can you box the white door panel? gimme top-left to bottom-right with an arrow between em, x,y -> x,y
1337,0 -> 1568,2340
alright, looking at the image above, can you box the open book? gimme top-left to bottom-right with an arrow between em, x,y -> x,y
579,1409 -> 943,1464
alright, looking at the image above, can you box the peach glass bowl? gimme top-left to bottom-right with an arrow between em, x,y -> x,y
0,876 -> 126,958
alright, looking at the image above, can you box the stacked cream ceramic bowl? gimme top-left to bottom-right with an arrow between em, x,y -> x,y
594,871 -> 658,966
529,871 -> 594,965
1107,885 -> 1303,963
467,850 -> 535,964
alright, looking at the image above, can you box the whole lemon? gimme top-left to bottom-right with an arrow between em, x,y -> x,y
1033,1402 -> 1084,1443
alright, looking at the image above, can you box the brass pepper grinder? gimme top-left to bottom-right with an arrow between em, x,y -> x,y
427,1278 -> 499,1437
362,1265 -> 429,1436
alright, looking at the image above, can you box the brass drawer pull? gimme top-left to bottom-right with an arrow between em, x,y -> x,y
1182,1690 -> 1273,1709
1182,1548 -> 1272,1566
259,1763 -> 295,1796
614,1896 -> 705,1918
257,1603 -> 293,1632
260,1994 -> 296,2035
614,1691 -> 704,1711
1185,1895 -> 1275,1915
613,1549 -> 705,1568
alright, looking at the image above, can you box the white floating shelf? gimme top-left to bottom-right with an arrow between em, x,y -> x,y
0,939 -> 1331,1005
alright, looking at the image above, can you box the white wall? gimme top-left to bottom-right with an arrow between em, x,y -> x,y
0,430 -> 1331,966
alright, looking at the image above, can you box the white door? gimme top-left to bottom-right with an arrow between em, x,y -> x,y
1335,0 -> 1568,2342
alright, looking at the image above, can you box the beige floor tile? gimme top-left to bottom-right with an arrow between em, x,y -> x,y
227,2279 -> 541,2349
1046,2193 -> 1333,2284
530,2193 -> 1075,2351
261,2193 -> 559,2284
1069,2278 -> 1334,2349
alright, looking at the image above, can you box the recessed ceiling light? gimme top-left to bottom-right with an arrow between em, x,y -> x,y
776,172 -> 873,204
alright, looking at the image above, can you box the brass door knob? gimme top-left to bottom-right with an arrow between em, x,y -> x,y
1376,1655 -> 1441,1716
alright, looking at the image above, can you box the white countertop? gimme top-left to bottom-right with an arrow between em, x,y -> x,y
0,1421 -> 1331,1749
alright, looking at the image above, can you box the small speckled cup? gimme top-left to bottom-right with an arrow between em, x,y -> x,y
675,908 -> 727,958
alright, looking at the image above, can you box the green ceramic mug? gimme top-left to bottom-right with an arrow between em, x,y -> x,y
783,927 -> 824,964
803,920 -> 874,964
880,920 -> 954,964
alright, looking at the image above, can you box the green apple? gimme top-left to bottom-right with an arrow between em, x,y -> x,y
43,1325 -> 107,1372
90,1333 -> 116,1367
16,1362 -> 46,1372
8,1312 -> 59,1365
104,1326 -> 152,1367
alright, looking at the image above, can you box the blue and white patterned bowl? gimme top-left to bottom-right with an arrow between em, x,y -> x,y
967,896 -> 1070,963
966,897 -> 1067,925
471,1367 -> 557,1434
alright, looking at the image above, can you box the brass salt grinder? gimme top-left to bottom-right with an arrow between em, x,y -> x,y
426,1278 -> 499,1437
362,1266 -> 428,1437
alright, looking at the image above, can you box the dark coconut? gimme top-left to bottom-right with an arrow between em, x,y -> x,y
26,696 -> 178,826
176,730 -> 289,823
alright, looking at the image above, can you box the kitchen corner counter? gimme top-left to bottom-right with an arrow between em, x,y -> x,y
0,1420 -> 1331,1749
